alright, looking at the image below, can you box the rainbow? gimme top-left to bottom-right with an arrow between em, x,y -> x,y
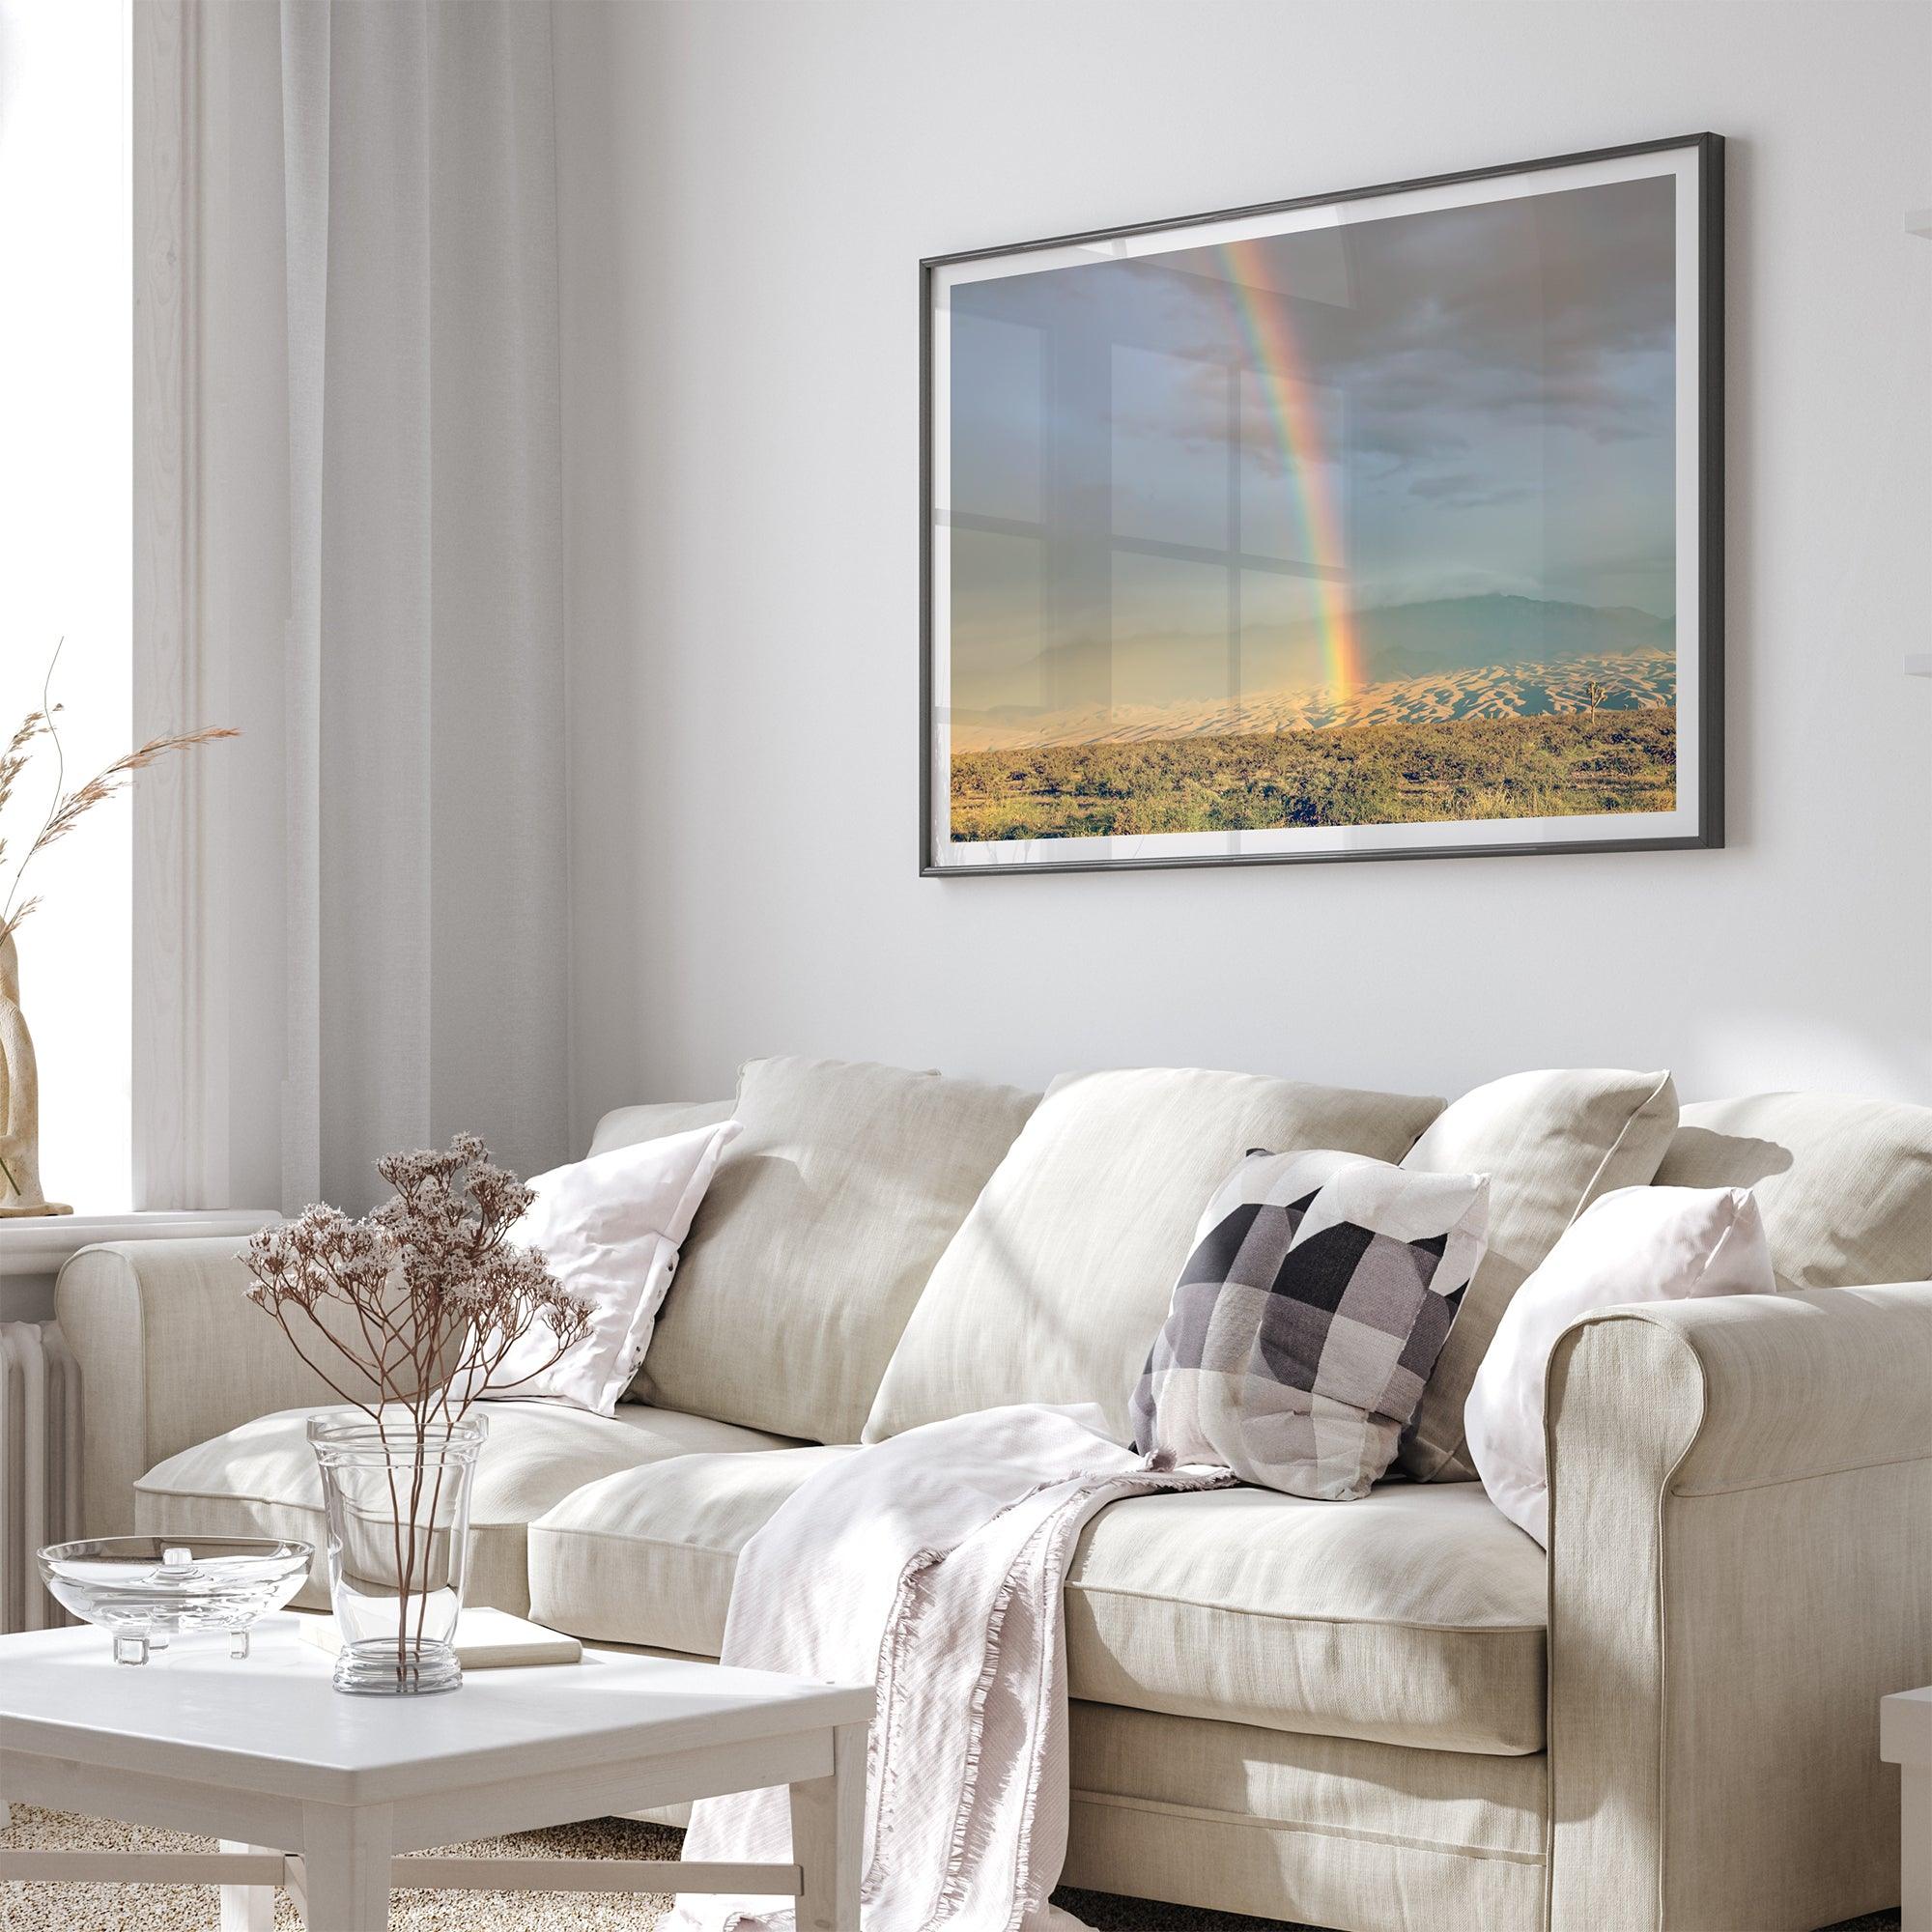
1215,236 -> 1362,698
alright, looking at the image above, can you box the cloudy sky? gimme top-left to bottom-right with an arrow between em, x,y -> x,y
946,172 -> 1677,717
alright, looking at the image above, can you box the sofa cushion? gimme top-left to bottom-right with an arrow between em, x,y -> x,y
527,1450 -> 1546,1755
863,1069 -> 1444,1446
1398,1067 -> 1678,1482
636,1057 -> 1039,1443
1653,1092 -> 1932,1292
589,1098 -> 734,1156
1064,1703 -> 1548,1932
134,1400 -> 800,1620
530,1444 -> 854,1659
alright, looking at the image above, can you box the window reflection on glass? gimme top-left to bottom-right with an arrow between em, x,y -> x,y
1110,552 -> 1232,727
1110,344 -> 1229,553
948,529 -> 1045,729
948,311 -> 1043,525
1239,367 -> 1346,570
1237,573 -> 1333,720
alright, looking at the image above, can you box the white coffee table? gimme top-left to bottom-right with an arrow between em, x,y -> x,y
0,1619 -> 871,1930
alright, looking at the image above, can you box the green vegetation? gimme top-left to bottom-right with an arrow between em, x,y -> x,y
950,707 -> 1676,841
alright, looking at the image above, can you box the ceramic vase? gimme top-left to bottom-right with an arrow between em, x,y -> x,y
0,932 -> 71,1217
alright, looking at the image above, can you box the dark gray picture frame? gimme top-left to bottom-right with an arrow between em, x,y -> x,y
921,133 -> 1723,878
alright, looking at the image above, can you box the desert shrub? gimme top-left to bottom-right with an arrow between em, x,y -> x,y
950,707 -> 1678,841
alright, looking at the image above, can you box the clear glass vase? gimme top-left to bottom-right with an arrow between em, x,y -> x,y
306,1409 -> 487,1695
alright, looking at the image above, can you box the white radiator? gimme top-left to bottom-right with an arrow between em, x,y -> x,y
0,1321 -> 80,1633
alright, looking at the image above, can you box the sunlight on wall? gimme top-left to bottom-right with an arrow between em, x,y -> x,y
0,0 -> 133,1210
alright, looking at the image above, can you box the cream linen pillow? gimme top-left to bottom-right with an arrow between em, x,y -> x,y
1465,1184 -> 1776,1545
1654,1092 -> 1932,1292
1399,1067 -> 1678,1481
638,1057 -> 1039,1443
863,1068 -> 1444,1446
477,1119 -> 741,1417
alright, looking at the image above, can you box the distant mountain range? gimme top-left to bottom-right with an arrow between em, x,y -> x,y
950,645 -> 1674,753
950,594 -> 1676,750
1335,594 -> 1673,683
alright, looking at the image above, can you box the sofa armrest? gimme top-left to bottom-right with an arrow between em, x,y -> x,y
55,1239 -> 384,1537
1545,1283 -> 1932,1932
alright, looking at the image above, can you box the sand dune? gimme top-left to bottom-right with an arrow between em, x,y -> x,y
948,650 -> 1675,753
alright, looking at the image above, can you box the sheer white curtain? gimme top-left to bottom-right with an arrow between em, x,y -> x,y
138,0 -> 567,1212
276,0 -> 567,1209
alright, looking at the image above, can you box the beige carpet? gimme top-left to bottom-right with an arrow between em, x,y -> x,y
0,1807 -> 1330,1932
0,1807 -> 1903,1931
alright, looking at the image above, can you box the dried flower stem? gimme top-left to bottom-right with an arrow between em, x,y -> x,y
0,639 -> 238,950
0,726 -> 241,947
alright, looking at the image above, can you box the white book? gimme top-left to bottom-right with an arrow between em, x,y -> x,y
297,1607 -> 582,1669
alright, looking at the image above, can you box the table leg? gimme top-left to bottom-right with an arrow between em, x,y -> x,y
218,1840 -> 278,1932
789,1720 -> 865,1932
298,1802 -> 392,1932
1905,1765 -> 1931,1932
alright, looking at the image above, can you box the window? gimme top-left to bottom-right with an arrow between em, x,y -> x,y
0,0 -> 134,1210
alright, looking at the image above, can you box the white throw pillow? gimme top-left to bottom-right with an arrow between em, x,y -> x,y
1464,1183 -> 1776,1546
476,1120 -> 741,1416
1399,1067 -> 1678,1482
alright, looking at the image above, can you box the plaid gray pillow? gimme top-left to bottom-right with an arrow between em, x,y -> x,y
1130,1148 -> 1489,1500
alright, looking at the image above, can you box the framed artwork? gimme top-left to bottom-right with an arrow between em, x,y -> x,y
922,134 -> 1722,875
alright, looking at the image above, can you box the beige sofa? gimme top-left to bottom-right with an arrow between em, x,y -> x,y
56,1060 -> 1932,1932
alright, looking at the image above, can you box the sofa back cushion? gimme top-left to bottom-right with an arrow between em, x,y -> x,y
590,1097 -> 734,1155
1398,1067 -> 1678,1482
636,1056 -> 1039,1442
1653,1092 -> 1932,1292
862,1068 -> 1444,1445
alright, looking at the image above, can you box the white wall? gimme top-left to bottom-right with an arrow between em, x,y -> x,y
554,0 -> 1932,1143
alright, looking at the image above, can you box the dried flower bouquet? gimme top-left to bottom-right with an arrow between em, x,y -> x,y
243,1134 -> 590,1691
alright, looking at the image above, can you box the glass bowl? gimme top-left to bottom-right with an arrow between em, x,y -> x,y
39,1536 -> 313,1664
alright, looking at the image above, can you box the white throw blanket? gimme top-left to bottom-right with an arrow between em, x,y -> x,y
671,1404 -> 1231,1932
